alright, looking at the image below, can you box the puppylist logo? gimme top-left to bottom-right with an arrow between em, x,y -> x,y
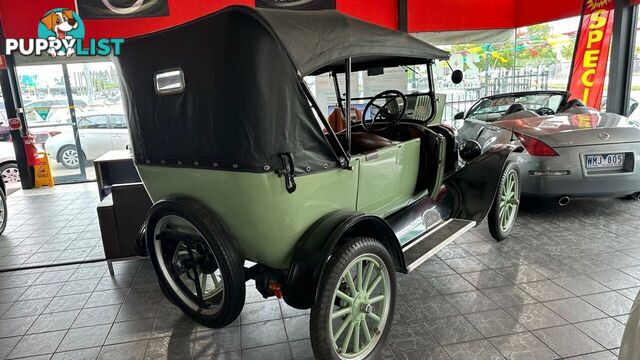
4,8 -> 124,58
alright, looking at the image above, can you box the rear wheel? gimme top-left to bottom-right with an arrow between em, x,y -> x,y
488,161 -> 520,241
146,198 -> 245,328
310,237 -> 396,360
0,163 -> 20,185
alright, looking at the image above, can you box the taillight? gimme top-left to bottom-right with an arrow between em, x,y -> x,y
515,132 -> 558,156
48,130 -> 61,137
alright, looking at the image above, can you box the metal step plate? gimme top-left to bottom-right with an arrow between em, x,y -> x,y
402,219 -> 476,272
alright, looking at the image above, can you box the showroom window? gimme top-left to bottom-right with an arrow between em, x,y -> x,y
514,18 -> 580,93
413,17 -> 580,120
15,61 -> 124,184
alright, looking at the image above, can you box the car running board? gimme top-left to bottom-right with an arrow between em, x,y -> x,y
402,219 -> 476,272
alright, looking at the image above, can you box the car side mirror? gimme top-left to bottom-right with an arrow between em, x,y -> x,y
629,102 -> 638,115
459,140 -> 482,162
454,112 -> 465,120
451,70 -> 464,84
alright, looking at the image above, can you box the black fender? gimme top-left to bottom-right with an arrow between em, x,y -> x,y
283,211 -> 405,310
134,220 -> 149,257
445,144 -> 520,223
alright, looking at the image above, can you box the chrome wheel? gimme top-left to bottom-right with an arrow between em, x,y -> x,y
498,169 -> 519,233
61,147 -> 79,168
153,215 -> 225,315
329,254 -> 391,359
1,165 -> 20,184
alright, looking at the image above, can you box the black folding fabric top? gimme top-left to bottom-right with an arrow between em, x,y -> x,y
256,7 -> 450,75
115,6 -> 448,175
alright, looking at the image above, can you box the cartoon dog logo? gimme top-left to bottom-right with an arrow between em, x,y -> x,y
40,9 -> 79,57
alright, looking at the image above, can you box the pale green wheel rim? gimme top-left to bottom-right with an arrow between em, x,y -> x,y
329,254 -> 391,360
498,170 -> 519,233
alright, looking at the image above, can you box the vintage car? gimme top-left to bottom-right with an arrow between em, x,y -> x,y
454,91 -> 640,204
116,6 -> 519,359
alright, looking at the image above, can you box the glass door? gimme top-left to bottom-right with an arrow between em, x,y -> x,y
15,61 -> 125,184
16,64 -> 86,184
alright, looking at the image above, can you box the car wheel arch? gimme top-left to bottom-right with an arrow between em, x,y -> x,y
283,211 -> 404,310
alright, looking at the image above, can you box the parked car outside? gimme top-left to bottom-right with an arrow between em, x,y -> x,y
455,91 -> 640,203
23,98 -> 88,124
45,111 -> 129,169
0,141 -> 19,185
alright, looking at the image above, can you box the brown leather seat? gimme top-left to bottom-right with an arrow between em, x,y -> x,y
335,131 -> 394,154
329,107 -> 393,154
327,107 -> 362,133
351,132 -> 394,153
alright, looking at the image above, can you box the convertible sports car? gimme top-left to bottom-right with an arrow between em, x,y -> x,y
454,91 -> 640,204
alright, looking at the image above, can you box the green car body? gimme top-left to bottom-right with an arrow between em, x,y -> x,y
138,139 -> 422,269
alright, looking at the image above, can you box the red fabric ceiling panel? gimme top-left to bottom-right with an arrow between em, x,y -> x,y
337,0 -> 398,29
0,0 -> 252,40
408,0 -> 517,32
0,0 -> 394,40
0,0 -> 589,40
516,0 -> 583,27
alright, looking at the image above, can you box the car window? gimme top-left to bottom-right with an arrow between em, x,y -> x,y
79,115 -> 109,129
110,115 -> 127,129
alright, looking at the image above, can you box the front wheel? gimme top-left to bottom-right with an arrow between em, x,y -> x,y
146,198 -> 245,328
58,145 -> 80,169
310,237 -> 396,360
488,161 -> 520,241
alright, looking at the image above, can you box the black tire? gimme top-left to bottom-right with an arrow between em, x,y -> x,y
0,163 -> 20,185
310,237 -> 396,360
146,197 -> 245,328
488,161 -> 520,241
620,193 -> 640,201
0,187 -> 7,236
57,145 -> 81,169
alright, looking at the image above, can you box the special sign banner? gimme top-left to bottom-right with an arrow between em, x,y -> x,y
567,0 -> 615,110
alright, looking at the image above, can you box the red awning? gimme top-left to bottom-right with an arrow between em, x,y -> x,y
0,0 -> 590,40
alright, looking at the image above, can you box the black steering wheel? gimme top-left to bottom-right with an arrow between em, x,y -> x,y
362,90 -> 407,133
536,107 -> 557,116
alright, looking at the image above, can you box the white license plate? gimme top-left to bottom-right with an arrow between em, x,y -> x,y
585,153 -> 625,168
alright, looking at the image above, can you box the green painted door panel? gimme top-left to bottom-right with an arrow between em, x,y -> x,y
137,162 -> 360,269
355,139 -> 420,217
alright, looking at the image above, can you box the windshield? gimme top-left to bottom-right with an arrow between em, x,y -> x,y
304,65 -> 435,125
467,93 -> 565,122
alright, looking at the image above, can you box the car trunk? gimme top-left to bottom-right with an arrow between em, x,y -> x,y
498,112 -> 640,148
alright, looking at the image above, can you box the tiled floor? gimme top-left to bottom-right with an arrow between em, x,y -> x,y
0,183 -> 103,270
0,193 -> 639,359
